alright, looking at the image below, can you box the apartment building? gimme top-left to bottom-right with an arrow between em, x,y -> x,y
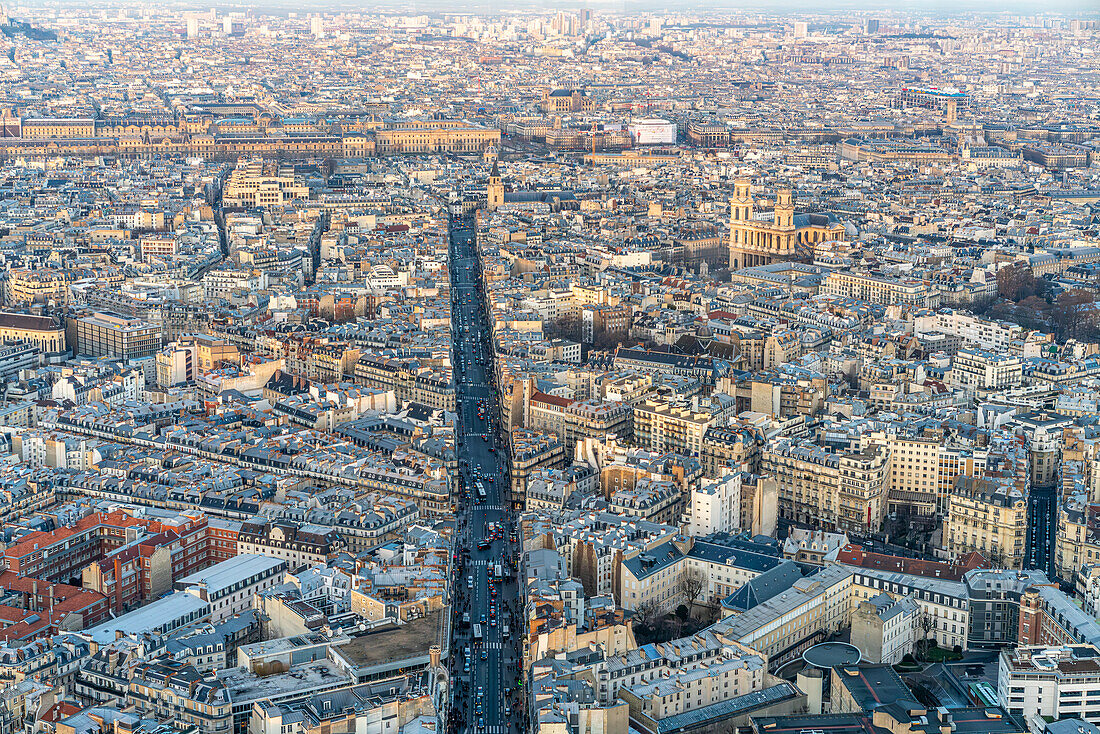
997,645 -> 1100,726
724,372 -> 828,420
202,268 -> 265,301
685,471 -> 742,536
5,510 -> 211,584
283,337 -> 360,383
528,392 -> 632,450
934,444 -> 992,515
0,572 -> 110,642
895,87 -> 970,111
237,519 -> 345,571
510,428 -> 567,503
609,479 -> 682,525
82,513 -> 235,615
943,476 -> 1028,569
1055,501 -> 1099,584
963,569 -> 1050,649
248,676 -> 436,734
612,348 -> 723,384
617,645 -> 766,731
1018,584 -> 1100,650
156,335 -> 241,387
175,554 -> 287,623
619,540 -> 689,612
763,439 -> 891,533
1015,411 -> 1072,490
950,348 -> 1023,393
7,269 -> 76,305
73,312 -> 160,361
868,433 -> 996,518
127,659 -> 232,734
223,159 -> 310,207
850,594 -> 919,664
530,511 -> 678,599
155,343 -> 196,387
848,568 -> 969,651
733,475 -> 772,540
701,425 -> 765,477
353,355 -> 455,412
915,310 -> 1029,352
821,271 -> 934,306
632,398 -> 712,456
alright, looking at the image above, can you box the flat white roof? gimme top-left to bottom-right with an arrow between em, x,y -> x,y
175,553 -> 286,595
83,591 -> 210,644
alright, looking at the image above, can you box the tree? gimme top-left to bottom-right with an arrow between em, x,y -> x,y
917,611 -> 936,659
543,312 -> 580,342
633,600 -> 662,633
996,263 -> 1040,302
591,325 -> 628,351
1050,289 -> 1098,342
679,567 -> 707,615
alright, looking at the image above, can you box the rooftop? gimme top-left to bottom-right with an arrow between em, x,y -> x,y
175,553 -> 287,596
82,591 -> 209,644
334,610 -> 441,672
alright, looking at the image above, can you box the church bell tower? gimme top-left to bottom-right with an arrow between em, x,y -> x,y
487,160 -> 503,211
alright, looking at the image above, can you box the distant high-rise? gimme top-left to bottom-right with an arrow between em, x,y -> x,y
793,22 -> 808,38
866,19 -> 881,34
551,12 -> 577,36
311,16 -> 324,38
186,15 -> 199,39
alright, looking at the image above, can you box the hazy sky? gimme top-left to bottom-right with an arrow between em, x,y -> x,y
24,0 -> 1100,16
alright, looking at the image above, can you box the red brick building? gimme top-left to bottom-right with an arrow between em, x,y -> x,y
3,509 -> 240,619
0,572 -> 109,643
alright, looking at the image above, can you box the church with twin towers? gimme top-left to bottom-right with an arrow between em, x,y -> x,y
728,179 -> 847,270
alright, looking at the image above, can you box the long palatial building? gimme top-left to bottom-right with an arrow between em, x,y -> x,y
728,179 -> 847,269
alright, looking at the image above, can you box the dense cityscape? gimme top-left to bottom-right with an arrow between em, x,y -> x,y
0,4 -> 1096,734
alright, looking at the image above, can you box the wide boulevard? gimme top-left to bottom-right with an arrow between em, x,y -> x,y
447,212 -> 525,734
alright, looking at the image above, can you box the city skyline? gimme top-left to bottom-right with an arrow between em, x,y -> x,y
0,6 -> 1093,734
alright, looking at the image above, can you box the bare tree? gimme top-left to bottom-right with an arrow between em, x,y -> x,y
1051,289 -> 1099,342
543,312 -> 581,342
633,600 -> 662,632
996,263 -> 1040,302
917,611 -> 936,659
679,567 -> 707,615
